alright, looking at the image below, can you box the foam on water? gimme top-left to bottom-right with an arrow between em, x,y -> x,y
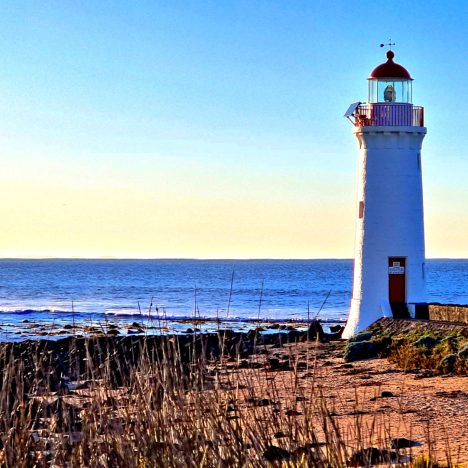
0,259 -> 466,337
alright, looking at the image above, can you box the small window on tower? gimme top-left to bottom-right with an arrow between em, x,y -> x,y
359,201 -> 364,218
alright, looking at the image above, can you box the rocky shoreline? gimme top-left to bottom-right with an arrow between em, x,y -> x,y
0,321 -> 337,393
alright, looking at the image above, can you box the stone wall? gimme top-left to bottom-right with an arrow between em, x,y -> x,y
415,303 -> 468,324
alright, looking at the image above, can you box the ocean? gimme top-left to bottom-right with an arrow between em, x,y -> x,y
0,259 -> 467,338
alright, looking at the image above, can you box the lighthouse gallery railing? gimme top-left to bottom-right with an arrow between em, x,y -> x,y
354,104 -> 424,127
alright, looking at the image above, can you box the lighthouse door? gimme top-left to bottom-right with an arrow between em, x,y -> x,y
388,257 -> 409,318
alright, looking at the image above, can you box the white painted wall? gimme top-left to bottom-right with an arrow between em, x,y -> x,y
342,125 -> 427,339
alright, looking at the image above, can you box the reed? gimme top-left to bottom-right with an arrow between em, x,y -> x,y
0,332 -> 460,467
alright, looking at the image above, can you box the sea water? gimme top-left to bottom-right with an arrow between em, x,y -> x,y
0,259 -> 467,328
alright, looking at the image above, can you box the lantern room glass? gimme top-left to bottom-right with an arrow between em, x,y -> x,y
368,79 -> 412,103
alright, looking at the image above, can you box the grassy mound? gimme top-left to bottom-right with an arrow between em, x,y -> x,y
344,319 -> 468,375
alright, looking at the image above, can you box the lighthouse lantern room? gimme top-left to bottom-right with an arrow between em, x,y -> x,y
343,50 -> 427,339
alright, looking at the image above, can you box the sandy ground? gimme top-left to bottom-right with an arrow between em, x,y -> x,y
21,334 -> 467,466
215,340 -> 468,465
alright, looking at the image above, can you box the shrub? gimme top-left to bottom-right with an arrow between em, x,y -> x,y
438,354 -> 457,374
412,335 -> 440,349
457,343 -> 468,359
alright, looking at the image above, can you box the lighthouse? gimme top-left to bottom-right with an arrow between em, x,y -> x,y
343,49 -> 427,339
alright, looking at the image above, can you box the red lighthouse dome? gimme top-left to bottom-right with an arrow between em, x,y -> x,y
369,51 -> 412,80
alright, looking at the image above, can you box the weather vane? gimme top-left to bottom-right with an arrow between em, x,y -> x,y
380,39 -> 395,50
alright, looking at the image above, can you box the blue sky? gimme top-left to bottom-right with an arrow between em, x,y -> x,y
0,1 -> 467,258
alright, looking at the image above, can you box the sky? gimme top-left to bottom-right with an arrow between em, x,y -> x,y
0,0 -> 467,259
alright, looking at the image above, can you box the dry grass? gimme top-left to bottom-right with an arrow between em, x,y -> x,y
0,332 -> 462,467
387,334 -> 468,374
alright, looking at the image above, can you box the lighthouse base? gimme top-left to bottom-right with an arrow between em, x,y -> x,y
342,298 -> 392,339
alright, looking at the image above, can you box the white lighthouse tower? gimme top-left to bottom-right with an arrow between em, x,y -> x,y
343,49 -> 427,339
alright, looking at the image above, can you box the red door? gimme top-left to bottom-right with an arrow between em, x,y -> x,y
388,257 -> 408,318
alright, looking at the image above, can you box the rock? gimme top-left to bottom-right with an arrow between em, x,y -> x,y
293,446 -> 314,458
296,361 -> 307,371
307,320 -> 325,341
249,362 -> 263,369
343,341 -> 377,362
64,380 -> 90,391
281,361 -> 293,371
287,330 -> 301,340
68,432 -> 83,445
246,329 -> 260,340
326,328 -> 344,341
369,391 -> 394,401
458,343 -> 468,359
269,358 -> 281,370
339,363 -> 353,369
304,442 -> 326,448
435,390 -> 466,398
390,437 -> 421,449
226,403 -> 236,413
412,335 -> 439,349
414,371 -> 434,379
438,354 -> 457,373
238,359 -> 249,369
263,445 -> 292,462
347,447 -> 397,466
106,396 -> 120,408
349,332 -> 373,343
247,398 -> 274,407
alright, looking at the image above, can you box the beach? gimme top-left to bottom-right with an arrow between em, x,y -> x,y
0,318 -> 466,466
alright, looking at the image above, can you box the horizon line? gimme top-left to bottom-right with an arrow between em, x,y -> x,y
0,257 -> 467,261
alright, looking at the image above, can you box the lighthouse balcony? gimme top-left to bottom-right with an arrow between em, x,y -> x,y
352,103 -> 424,127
